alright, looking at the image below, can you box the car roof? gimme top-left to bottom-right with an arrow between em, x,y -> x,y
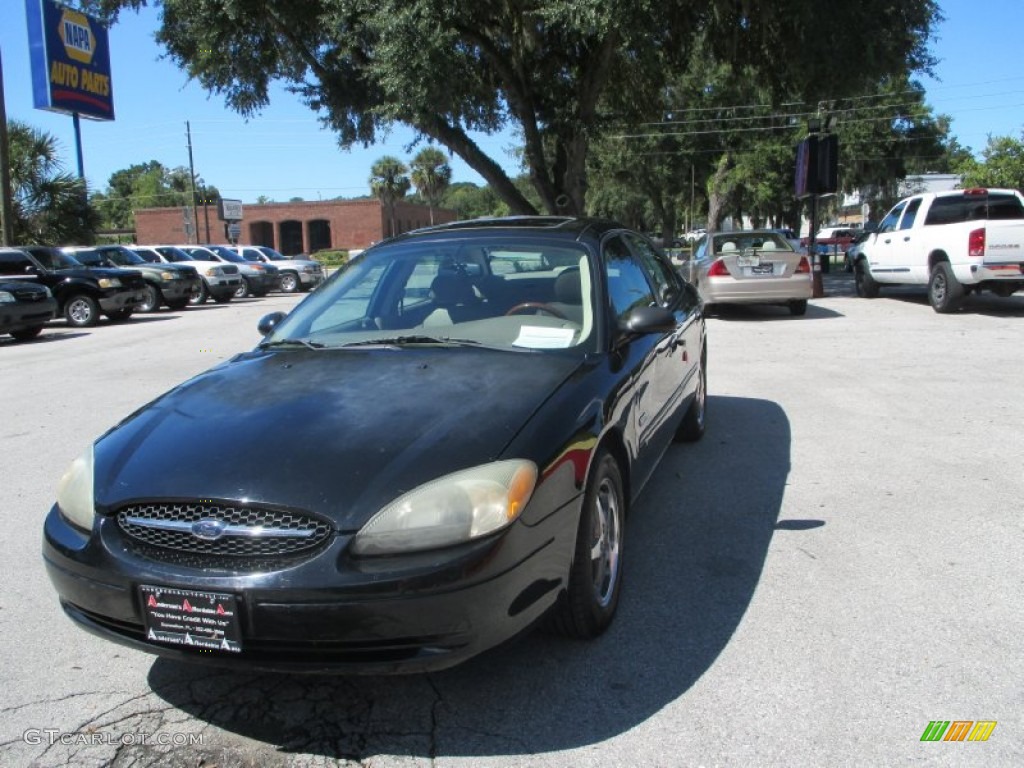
385,216 -> 630,245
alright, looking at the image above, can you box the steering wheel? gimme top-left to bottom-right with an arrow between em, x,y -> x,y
504,302 -> 568,319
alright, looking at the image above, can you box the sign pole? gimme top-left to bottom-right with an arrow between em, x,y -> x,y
72,111 -> 85,179
0,47 -> 15,246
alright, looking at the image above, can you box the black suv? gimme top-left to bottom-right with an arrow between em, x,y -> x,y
0,280 -> 57,341
0,247 -> 147,327
63,245 -> 201,312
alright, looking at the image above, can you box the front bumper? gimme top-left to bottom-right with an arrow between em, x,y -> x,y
158,278 -> 197,302
43,498 -> 578,673
1,297 -> 57,332
98,288 -> 145,312
299,269 -> 324,287
243,273 -> 277,292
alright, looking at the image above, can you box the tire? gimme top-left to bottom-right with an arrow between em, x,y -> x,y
279,272 -> 300,293
9,326 -> 44,341
167,299 -> 190,311
549,450 -> 625,639
854,261 -> 880,298
64,294 -> 100,327
106,308 -> 134,322
138,284 -> 161,313
234,278 -> 251,299
789,299 -> 808,316
189,281 -> 209,305
675,346 -> 707,442
928,261 -> 964,313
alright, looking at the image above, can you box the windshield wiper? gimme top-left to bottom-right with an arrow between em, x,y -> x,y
338,335 -> 477,348
258,338 -> 325,350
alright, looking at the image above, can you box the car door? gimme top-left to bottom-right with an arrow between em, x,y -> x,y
601,234 -> 680,490
866,200 -> 908,276
623,233 -> 701,415
891,198 -> 926,279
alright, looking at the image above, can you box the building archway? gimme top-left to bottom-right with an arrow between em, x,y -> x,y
249,221 -> 274,248
279,220 -> 304,255
307,219 -> 332,252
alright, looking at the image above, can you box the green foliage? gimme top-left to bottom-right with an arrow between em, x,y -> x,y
6,120 -> 98,244
369,155 -> 411,236
311,248 -> 349,266
86,0 -> 941,216
91,160 -> 218,230
958,135 -> 1024,190
409,147 -> 452,224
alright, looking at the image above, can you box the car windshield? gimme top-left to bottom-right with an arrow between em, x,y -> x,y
133,249 -> 161,263
181,246 -> 219,261
75,247 -> 146,266
67,250 -> 111,267
33,249 -> 84,270
206,245 -> 246,262
263,236 -> 596,354
256,246 -> 290,261
156,247 -> 196,262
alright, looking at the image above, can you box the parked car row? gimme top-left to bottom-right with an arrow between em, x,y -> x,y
0,243 -> 324,342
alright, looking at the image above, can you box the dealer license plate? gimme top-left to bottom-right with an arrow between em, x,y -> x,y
140,585 -> 243,653
737,254 -> 760,267
750,263 -> 775,275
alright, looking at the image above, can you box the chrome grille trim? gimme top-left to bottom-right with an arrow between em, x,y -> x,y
116,502 -> 333,559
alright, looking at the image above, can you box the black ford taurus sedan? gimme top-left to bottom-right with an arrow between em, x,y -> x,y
43,217 -> 707,673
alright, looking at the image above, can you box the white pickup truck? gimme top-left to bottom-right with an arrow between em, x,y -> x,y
853,187 -> 1024,312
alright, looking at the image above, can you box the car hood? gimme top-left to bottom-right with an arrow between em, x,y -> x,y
93,347 -> 582,530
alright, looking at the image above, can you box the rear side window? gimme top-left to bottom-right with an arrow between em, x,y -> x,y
899,198 -> 922,230
924,193 -> 1024,225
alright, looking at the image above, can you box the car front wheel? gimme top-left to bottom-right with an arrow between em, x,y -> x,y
549,450 -> 625,639
854,261 -> 880,298
279,272 -> 299,293
234,279 -> 250,299
138,285 -> 161,313
189,282 -> 208,305
64,294 -> 100,327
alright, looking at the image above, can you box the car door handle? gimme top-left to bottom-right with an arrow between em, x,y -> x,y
903,236 -> 911,241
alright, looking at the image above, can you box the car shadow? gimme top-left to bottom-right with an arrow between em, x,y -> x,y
0,330 -> 91,345
708,303 -> 843,320
882,291 -> 1024,316
146,394 -> 791,760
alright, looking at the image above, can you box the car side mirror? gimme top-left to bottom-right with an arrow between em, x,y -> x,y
24,265 -> 40,275
620,305 -> 677,335
257,311 -> 286,336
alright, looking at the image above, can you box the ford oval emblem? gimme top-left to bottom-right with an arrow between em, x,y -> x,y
192,518 -> 228,541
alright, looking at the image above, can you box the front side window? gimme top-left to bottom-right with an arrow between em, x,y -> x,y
878,202 -> 908,233
603,235 -> 656,326
623,234 -> 679,303
0,252 -> 34,275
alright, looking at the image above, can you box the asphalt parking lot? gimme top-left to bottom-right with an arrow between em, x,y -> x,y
1,279 -> 1021,767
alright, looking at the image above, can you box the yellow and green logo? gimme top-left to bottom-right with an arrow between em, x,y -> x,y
921,721 -> 997,742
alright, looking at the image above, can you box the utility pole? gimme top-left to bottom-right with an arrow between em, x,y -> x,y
0,47 -> 15,246
186,121 -> 200,244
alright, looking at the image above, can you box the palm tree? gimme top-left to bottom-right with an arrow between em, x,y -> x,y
6,120 -> 96,244
410,147 -> 453,225
369,156 -> 411,237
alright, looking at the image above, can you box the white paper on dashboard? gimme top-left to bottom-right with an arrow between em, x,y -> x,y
512,326 -> 576,349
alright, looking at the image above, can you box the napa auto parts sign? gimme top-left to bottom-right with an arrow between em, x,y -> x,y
26,0 -> 115,120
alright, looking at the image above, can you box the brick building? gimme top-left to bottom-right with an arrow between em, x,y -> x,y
134,199 -> 458,254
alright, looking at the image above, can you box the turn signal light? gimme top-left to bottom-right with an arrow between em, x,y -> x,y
968,228 -> 985,258
796,256 -> 811,273
708,259 -> 729,277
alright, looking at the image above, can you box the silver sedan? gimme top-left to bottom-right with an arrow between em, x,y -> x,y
689,230 -> 813,316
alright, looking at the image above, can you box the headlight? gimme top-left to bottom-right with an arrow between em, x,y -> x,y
56,446 -> 96,532
204,267 -> 220,277
97,278 -> 122,289
301,266 -> 314,273
351,460 -> 537,556
251,265 -> 265,272
0,291 -> 14,303
160,271 -> 176,280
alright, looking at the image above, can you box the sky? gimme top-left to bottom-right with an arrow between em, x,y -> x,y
3,1 -> 1024,205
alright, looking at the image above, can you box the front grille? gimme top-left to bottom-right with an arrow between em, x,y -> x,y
116,502 -> 333,558
221,265 -> 240,275
12,289 -> 48,302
